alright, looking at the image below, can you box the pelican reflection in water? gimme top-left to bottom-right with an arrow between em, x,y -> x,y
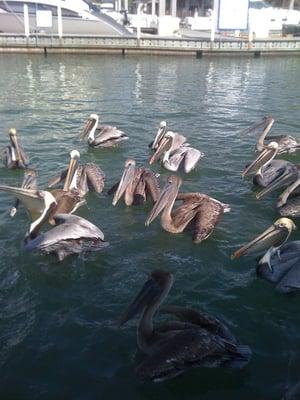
231,218 -> 300,293
109,158 -> 160,206
145,175 -> 230,243
1,128 -> 29,169
242,116 -> 300,154
119,271 -> 251,382
80,113 -> 129,148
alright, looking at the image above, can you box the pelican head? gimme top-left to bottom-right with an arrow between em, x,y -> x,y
63,150 -> 80,191
151,120 -> 167,150
231,217 -> 296,260
242,141 -> 278,178
149,131 -> 173,165
79,114 -> 99,142
9,128 -> 17,137
145,175 -> 182,226
8,128 -> 22,161
70,150 -> 80,160
256,162 -> 298,200
112,158 -> 136,206
118,270 -> 173,327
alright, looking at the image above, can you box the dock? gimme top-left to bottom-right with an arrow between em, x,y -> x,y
0,34 -> 300,56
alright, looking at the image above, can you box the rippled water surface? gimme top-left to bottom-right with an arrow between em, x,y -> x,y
0,53 -> 300,399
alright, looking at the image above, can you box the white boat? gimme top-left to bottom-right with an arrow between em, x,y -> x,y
0,0 -> 131,36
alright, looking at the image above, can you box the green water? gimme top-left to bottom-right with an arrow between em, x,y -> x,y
0,53 -> 300,399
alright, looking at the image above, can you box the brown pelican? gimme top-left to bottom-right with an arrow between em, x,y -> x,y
119,271 -> 251,382
231,218 -> 300,293
79,113 -> 128,148
242,116 -> 300,154
1,128 -> 29,169
10,168 -> 38,217
0,151 -> 85,225
149,131 -> 204,173
145,175 -> 230,243
242,142 -> 298,189
149,121 -> 168,150
17,190 -> 109,261
48,150 -> 105,198
110,159 -> 160,206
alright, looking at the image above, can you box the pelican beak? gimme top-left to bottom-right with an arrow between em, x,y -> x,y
63,151 -> 79,192
277,176 -> 300,208
79,116 -> 97,140
112,162 -> 136,206
240,116 -> 273,135
149,136 -> 171,165
242,146 -> 277,178
152,124 -> 166,150
118,277 -> 160,327
9,131 -> 22,162
256,169 -> 297,200
145,178 -> 179,226
231,218 -> 296,259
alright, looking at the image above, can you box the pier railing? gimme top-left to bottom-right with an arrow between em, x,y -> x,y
0,34 -> 300,55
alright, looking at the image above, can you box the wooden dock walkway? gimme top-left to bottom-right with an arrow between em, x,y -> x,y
0,34 -> 300,56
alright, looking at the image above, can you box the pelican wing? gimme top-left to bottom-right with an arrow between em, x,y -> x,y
136,329 -> 251,381
160,305 -> 237,343
183,148 -> 203,173
2,146 -> 14,168
94,126 -> 128,146
192,197 -> 225,243
84,163 -> 105,193
175,193 -> 226,243
144,170 -> 160,203
165,148 -> 187,172
0,185 -> 46,221
25,214 -> 106,251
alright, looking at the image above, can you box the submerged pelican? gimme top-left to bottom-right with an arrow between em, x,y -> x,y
19,190 -> 109,261
242,142 -> 298,190
145,175 -> 230,243
119,271 -> 251,382
0,151 -> 85,225
80,113 -> 128,148
1,128 -> 29,169
242,116 -> 300,154
48,150 -> 105,198
109,159 -> 160,206
149,131 -> 204,173
231,218 -> 300,293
